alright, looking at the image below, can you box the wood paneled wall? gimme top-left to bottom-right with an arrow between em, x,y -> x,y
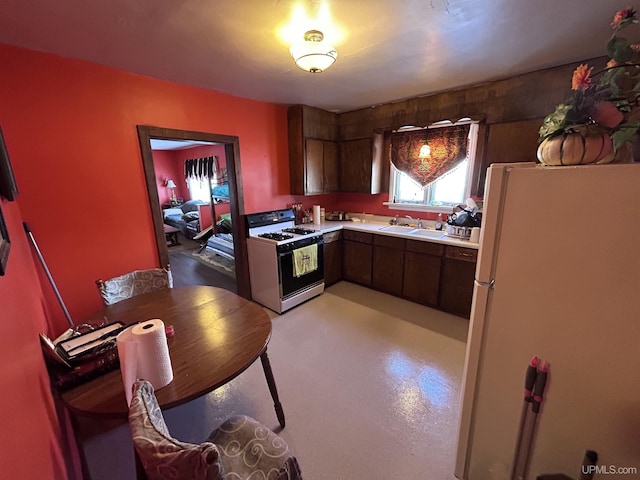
338,56 -> 608,196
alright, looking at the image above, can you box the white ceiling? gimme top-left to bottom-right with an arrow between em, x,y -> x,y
1,0 -> 633,113
150,139 -> 217,150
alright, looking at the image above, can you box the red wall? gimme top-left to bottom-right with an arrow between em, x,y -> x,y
153,144 -> 237,219
153,150 -> 188,204
339,192 -> 441,221
0,42 -> 419,478
0,199 -> 77,479
153,144 -> 228,205
0,43 -> 338,333
0,44 -> 336,479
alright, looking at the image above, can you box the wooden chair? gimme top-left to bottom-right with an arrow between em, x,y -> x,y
95,266 -> 173,306
193,225 -> 215,253
128,380 -> 303,480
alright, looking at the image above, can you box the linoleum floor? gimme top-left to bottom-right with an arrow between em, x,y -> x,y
76,282 -> 468,480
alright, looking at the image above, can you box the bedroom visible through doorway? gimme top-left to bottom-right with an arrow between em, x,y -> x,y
136,126 -> 250,299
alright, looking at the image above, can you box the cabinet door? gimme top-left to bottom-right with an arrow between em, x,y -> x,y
323,140 -> 339,193
439,247 -> 478,318
305,138 -> 324,194
323,234 -> 343,287
340,138 -> 372,193
473,119 -> 540,197
343,240 -> 372,286
288,106 -> 305,195
403,251 -> 442,306
372,235 -> 405,296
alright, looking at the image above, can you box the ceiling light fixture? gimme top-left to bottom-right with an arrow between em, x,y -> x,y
290,29 -> 337,73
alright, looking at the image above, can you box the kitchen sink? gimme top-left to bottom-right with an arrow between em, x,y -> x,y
378,225 -> 416,233
409,229 -> 446,238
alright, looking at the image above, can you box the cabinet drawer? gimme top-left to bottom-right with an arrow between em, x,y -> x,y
323,230 -> 342,243
343,230 -> 373,244
373,234 -> 405,250
445,246 -> 478,262
406,239 -> 445,256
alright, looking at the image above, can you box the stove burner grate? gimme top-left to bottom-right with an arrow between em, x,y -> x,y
258,232 -> 294,241
281,227 -> 317,235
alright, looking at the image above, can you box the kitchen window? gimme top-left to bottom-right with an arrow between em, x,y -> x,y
385,120 -> 479,213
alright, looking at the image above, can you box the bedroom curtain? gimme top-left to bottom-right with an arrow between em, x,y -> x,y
184,156 -> 219,202
184,156 -> 219,184
390,124 -> 470,188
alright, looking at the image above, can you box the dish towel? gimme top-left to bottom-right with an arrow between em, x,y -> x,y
292,244 -> 318,277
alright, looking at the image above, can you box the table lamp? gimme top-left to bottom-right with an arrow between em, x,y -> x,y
166,179 -> 177,204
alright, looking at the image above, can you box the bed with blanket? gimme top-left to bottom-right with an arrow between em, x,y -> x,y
163,200 -> 209,239
196,213 -> 235,260
205,232 -> 235,260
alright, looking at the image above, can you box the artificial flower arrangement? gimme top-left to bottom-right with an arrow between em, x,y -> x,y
537,7 -> 640,165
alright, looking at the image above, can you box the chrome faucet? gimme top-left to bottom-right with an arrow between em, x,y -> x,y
417,218 -> 423,229
399,215 -> 413,226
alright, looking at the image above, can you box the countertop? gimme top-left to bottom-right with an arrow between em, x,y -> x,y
307,220 -> 480,250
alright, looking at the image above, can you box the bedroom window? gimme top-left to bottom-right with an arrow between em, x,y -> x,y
385,120 -> 479,213
187,178 -> 212,203
184,155 -> 219,203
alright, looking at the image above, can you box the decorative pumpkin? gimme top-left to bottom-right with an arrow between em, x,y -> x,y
536,125 -> 614,166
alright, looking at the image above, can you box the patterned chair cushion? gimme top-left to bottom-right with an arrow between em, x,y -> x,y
207,416 -> 303,480
129,381 -> 303,480
96,268 -> 173,306
129,381 -> 225,480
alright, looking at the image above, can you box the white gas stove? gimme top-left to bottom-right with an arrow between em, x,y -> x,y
247,209 -> 322,244
245,209 -> 324,313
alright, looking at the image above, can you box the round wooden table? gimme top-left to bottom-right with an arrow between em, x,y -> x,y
60,286 -> 285,426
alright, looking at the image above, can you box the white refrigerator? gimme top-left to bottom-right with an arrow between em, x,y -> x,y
455,162 -> 640,480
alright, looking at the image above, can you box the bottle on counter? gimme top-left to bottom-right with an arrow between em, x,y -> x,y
435,213 -> 443,230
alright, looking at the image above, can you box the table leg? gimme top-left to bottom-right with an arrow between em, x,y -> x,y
68,410 -> 93,480
260,350 -> 286,428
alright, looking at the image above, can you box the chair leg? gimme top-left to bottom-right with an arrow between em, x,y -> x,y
134,449 -> 148,480
260,350 -> 286,428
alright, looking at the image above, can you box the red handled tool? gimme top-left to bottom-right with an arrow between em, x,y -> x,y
511,357 -> 550,480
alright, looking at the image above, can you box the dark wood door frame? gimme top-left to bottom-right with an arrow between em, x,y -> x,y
137,125 -> 250,299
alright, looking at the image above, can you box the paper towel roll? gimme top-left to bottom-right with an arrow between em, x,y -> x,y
117,319 -> 174,406
313,205 -> 321,225
470,227 -> 481,243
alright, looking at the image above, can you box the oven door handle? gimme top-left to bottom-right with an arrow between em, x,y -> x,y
276,240 -> 324,256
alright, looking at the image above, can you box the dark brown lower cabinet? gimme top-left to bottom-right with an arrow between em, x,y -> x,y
342,231 -> 373,286
402,240 -> 444,307
372,235 -> 405,296
439,246 -> 478,318
323,231 -> 343,286
338,229 -> 477,318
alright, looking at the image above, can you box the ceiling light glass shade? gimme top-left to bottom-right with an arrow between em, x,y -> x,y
290,30 -> 337,73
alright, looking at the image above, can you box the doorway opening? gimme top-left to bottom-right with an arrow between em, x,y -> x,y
137,125 -> 250,299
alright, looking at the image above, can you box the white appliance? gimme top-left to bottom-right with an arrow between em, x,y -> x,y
246,209 -> 324,313
455,162 -> 640,480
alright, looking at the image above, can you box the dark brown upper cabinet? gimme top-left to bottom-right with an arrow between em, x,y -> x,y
339,133 -> 387,194
288,105 -> 339,195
